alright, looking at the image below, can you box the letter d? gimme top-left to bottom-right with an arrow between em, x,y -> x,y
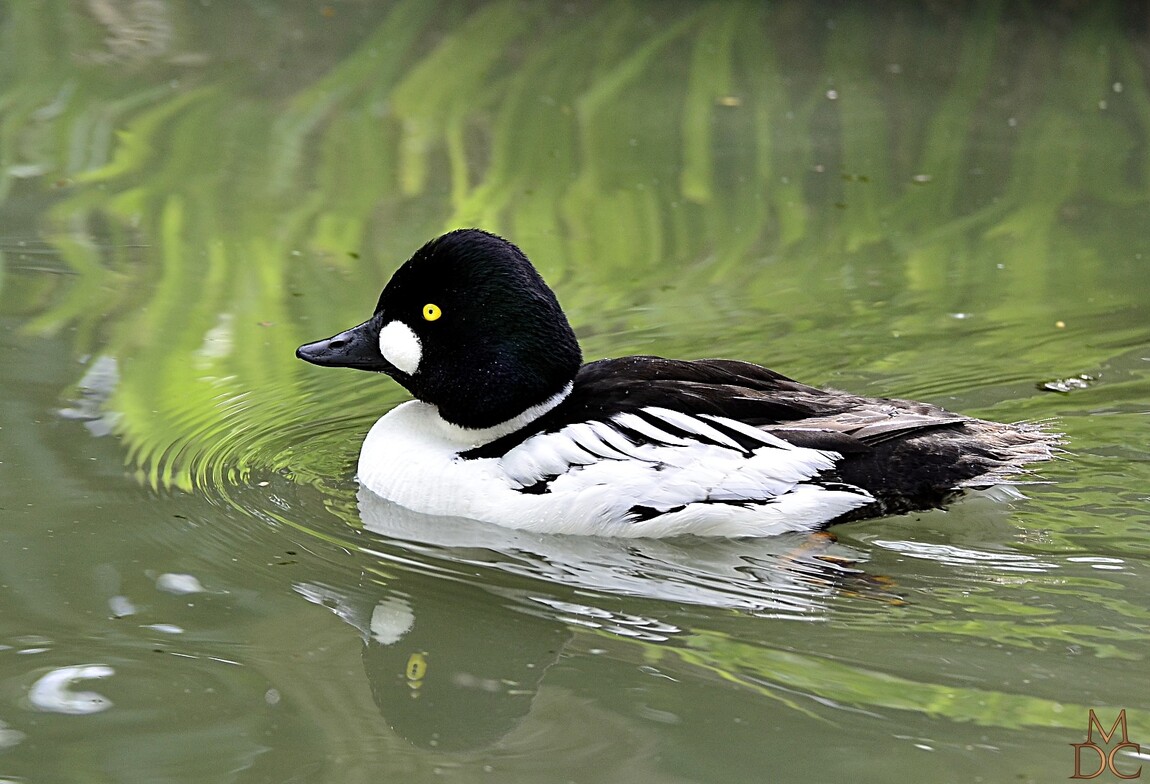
1071,742 -> 1106,779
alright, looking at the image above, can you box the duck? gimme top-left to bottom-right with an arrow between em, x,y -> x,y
296,229 -> 1056,538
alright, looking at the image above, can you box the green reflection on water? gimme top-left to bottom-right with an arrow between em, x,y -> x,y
670,630 -> 1150,735
3,0 -> 1148,490
2,2 -> 1150,780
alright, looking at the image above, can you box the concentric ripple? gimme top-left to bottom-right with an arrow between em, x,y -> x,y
76,327 -> 1150,643
75,350 -> 916,620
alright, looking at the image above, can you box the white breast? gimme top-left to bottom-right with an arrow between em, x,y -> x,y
356,402 -> 874,537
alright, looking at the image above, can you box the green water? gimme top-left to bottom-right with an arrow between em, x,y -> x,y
2,1 -> 1149,782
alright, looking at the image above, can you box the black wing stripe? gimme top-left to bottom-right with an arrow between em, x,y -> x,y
691,414 -> 793,453
639,407 -> 750,452
610,412 -> 692,446
585,420 -> 662,461
563,422 -> 633,461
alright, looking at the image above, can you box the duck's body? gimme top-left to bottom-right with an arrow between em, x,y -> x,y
298,230 -> 1056,538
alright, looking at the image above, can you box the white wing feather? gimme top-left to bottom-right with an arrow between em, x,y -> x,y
641,407 -> 745,450
499,408 -> 871,521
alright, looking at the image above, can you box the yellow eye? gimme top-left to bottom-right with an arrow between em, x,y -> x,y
422,303 -> 442,322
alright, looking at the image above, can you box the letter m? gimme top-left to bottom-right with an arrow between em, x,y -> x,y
1087,710 -> 1132,745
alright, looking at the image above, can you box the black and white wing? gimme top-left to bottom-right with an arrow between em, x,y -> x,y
464,355 -> 1050,535
495,405 -> 875,536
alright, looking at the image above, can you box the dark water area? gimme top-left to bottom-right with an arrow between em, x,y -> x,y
1,2 -> 1149,782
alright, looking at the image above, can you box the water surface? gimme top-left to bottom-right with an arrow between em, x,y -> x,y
2,2 -> 1149,782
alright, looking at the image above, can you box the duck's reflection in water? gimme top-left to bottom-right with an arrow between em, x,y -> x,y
292,488 -> 895,751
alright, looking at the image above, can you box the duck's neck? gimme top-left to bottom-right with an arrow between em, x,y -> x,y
430,382 -> 573,447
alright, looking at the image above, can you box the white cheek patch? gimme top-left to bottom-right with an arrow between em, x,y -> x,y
378,320 -> 422,375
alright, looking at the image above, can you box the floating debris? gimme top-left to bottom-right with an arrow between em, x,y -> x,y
58,355 -> 121,437
155,573 -> 206,595
1038,374 -> 1095,393
27,665 -> 114,715
108,595 -> 136,618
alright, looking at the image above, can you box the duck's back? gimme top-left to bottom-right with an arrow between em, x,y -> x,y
466,356 -> 1057,526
